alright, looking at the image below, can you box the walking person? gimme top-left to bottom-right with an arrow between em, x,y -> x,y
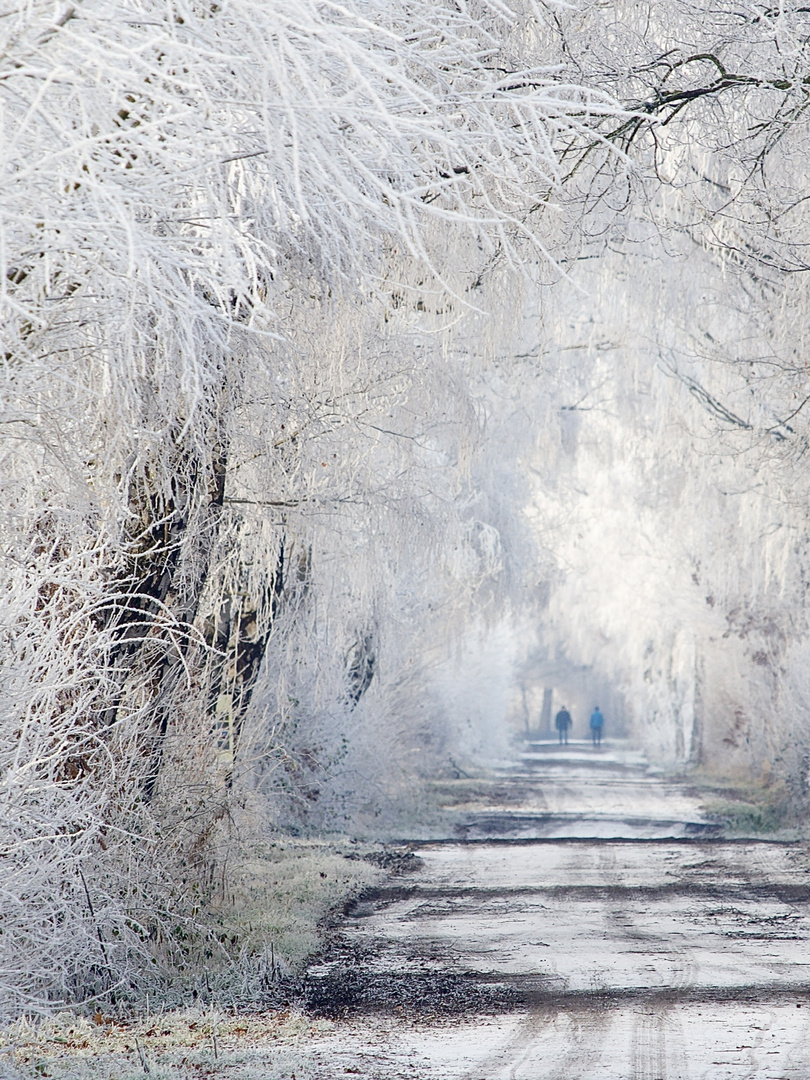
554,705 -> 572,745
590,705 -> 604,746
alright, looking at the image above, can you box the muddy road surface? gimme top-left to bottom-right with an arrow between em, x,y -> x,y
305,740 -> 810,1079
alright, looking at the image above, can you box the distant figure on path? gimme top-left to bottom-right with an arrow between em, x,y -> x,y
554,706 -> 572,745
590,705 -> 604,746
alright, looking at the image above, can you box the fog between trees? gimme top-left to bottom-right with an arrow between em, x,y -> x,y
2,0 -> 810,1018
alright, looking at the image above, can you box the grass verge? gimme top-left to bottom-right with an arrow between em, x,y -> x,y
1,1007 -> 334,1079
689,775 -> 795,835
2,839 -> 387,1077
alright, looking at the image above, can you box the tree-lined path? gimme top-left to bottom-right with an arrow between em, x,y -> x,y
304,742 -> 810,1079
7,0 -> 810,1019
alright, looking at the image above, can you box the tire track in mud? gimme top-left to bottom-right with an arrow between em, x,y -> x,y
480,1003 -> 615,1080
631,1005 -> 679,1080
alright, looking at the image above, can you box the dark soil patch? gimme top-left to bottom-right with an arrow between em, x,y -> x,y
304,970 -> 810,1018
449,813 -> 724,839
361,848 -> 425,875
304,968 -> 521,1018
356,881 -> 810,905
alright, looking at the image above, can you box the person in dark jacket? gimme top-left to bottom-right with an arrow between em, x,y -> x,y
554,706 -> 572,745
590,705 -> 604,746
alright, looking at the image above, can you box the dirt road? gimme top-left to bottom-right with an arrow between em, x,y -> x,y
304,740 -> 810,1079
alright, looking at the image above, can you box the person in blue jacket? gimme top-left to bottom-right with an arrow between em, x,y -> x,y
589,705 -> 604,746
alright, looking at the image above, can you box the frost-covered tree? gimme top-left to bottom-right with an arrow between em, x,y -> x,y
0,0 -> 621,1015
517,1 -> 810,801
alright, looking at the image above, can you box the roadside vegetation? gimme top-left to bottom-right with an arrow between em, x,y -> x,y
2,1008 -> 329,1080
695,779 -> 797,837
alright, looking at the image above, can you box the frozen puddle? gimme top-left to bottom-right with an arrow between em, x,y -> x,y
302,743 -> 810,1078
